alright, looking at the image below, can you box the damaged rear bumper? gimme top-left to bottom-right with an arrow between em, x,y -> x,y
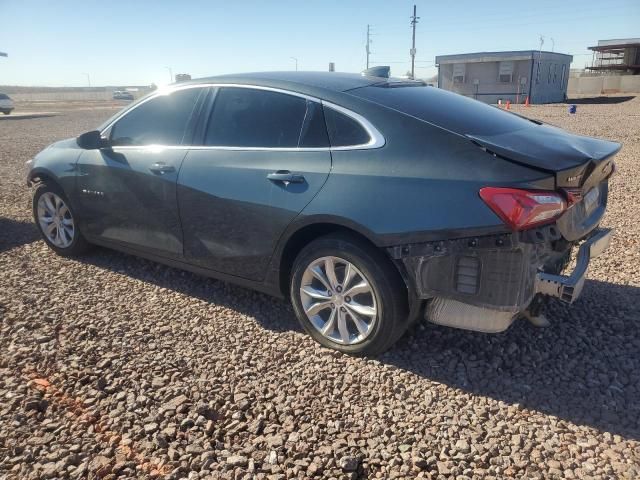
535,227 -> 611,303
389,227 -> 612,333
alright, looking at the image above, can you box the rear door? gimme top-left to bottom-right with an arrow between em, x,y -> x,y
178,86 -> 331,280
76,87 -> 205,257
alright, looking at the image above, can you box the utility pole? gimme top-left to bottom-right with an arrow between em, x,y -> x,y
290,57 -> 298,71
366,24 -> 372,69
82,73 -> 91,87
550,38 -> 555,52
165,66 -> 173,83
410,5 -> 419,79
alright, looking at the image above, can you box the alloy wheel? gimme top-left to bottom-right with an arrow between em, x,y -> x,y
37,192 -> 75,249
299,256 -> 378,345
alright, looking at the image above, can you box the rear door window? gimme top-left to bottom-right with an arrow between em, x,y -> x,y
110,88 -> 202,146
204,87 -> 328,148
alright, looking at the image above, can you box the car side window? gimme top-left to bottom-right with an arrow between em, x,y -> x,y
110,88 -> 201,146
323,106 -> 371,147
204,87 -> 328,148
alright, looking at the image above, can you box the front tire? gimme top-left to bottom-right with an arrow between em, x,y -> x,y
32,182 -> 90,256
290,233 -> 409,356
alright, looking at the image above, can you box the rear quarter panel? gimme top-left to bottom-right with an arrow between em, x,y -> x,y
300,106 -> 554,246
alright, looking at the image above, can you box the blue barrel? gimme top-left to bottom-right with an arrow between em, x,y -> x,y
569,104 -> 577,114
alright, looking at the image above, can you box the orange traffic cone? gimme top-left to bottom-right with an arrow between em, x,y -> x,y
524,96 -> 530,107
506,100 -> 511,110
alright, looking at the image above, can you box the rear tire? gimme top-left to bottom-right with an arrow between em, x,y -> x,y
32,182 -> 91,257
290,233 -> 409,356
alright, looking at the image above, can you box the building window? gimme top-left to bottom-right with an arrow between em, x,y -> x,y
553,64 -> 558,83
452,63 -> 466,83
498,61 -> 514,83
548,64 -> 552,83
536,62 -> 541,84
561,64 -> 566,85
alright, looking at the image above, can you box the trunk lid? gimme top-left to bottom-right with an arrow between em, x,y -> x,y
467,124 -> 620,188
468,125 -> 620,241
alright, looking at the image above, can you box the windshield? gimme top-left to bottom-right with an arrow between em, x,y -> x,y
348,84 -> 536,136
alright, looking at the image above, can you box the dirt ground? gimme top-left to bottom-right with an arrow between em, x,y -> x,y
1,97 -> 639,479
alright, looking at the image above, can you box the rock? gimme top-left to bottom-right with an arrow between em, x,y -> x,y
437,461 -> 451,475
250,418 -> 265,435
88,455 -> 111,476
338,456 -> 359,472
180,418 -> 195,430
226,455 -> 249,467
40,462 -> 58,478
162,394 -> 189,411
412,456 -> 430,469
454,439 -> 471,454
144,422 -> 158,434
267,435 -> 284,447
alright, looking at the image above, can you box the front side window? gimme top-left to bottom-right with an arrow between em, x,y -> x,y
110,88 -> 201,146
205,87 -> 328,148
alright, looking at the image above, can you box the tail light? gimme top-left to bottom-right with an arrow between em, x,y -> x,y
479,187 -> 566,231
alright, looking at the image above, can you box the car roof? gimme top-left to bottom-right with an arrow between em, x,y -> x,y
182,71 -> 395,96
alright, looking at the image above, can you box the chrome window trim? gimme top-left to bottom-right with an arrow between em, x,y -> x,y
102,83 -> 385,152
321,101 -> 385,150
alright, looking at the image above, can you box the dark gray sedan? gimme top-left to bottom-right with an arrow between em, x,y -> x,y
27,72 -> 619,355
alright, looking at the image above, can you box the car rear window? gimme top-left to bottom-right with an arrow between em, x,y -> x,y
348,85 -> 535,135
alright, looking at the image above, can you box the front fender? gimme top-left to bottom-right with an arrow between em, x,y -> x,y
26,138 -> 84,198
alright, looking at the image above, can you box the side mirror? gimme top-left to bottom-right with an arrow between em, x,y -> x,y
77,130 -> 109,150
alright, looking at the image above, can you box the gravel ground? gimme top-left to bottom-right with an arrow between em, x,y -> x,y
1,98 -> 639,480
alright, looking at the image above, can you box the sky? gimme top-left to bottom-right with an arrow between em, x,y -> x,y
0,0 -> 638,87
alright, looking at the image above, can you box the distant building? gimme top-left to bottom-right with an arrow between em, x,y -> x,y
435,50 -> 573,104
587,38 -> 640,75
175,73 -> 192,82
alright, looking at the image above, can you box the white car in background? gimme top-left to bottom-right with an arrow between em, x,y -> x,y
0,93 -> 14,115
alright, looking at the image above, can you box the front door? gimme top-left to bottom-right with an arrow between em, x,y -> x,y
75,87 -> 205,257
178,86 -> 332,280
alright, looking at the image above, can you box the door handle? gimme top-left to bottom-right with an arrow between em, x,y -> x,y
149,163 -> 176,174
267,170 -> 305,184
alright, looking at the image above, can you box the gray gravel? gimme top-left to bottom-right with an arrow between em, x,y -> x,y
1,99 -> 639,479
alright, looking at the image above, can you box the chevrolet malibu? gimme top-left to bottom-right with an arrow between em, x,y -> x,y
27,72 -> 619,355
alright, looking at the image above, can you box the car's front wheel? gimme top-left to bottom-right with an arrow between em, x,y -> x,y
290,233 -> 409,355
32,182 -> 90,256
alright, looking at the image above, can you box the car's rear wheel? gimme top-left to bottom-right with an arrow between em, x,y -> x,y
33,182 -> 90,256
290,233 -> 408,355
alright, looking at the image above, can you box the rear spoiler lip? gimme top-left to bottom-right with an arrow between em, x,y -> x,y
466,131 -> 621,188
